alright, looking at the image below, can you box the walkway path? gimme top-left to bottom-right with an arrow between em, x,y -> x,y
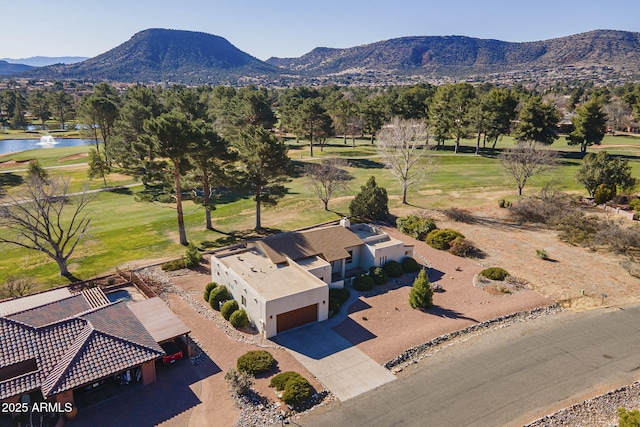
301,304 -> 640,427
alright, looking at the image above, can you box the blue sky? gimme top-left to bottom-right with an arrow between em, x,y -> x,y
4,0 -> 640,60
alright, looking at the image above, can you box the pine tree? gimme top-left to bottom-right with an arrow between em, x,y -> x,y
349,176 -> 389,221
409,269 -> 433,309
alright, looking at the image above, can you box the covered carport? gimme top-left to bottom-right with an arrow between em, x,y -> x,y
128,297 -> 192,358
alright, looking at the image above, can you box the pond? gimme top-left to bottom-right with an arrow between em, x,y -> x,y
0,138 -> 93,155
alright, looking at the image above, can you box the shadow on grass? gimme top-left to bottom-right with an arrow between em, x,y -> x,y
107,186 -> 133,195
0,172 -> 23,188
201,227 -> 283,249
348,158 -> 385,169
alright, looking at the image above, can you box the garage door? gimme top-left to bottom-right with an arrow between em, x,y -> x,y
277,304 -> 318,333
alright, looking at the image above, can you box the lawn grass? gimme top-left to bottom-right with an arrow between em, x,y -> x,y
3,133 -> 640,286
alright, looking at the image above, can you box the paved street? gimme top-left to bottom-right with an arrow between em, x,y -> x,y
301,305 -> 640,427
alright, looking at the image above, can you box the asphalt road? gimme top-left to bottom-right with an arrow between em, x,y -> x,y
301,305 -> 640,427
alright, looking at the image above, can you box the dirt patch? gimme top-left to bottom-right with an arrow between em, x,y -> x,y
58,152 -> 89,162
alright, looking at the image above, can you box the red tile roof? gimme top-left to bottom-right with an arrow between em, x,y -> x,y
0,295 -> 164,400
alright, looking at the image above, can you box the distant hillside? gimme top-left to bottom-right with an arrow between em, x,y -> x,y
0,56 -> 88,67
0,60 -> 33,75
267,30 -> 640,77
22,29 -> 279,84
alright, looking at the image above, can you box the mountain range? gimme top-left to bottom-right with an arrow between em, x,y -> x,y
1,56 -> 88,67
10,28 -> 640,85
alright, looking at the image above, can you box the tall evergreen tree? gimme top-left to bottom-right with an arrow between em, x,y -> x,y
513,96 -> 560,145
349,176 -> 389,221
234,126 -> 292,230
567,97 -> 608,153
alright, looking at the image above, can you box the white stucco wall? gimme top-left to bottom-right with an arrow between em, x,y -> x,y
263,284 -> 328,338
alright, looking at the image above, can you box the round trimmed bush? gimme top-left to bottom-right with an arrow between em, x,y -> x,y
209,285 -> 230,310
396,214 -> 436,240
269,371 -> 303,391
594,184 -> 616,205
480,267 -> 510,281
281,376 -> 312,406
221,299 -> 239,320
352,274 -> 374,291
401,257 -> 421,273
448,237 -> 475,258
237,350 -> 275,375
425,228 -> 465,250
383,260 -> 403,278
203,282 -> 218,302
368,266 -> 388,285
230,309 -> 249,328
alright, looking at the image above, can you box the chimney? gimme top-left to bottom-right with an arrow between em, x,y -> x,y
340,218 -> 351,229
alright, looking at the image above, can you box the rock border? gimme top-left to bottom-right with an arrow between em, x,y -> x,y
384,304 -> 563,372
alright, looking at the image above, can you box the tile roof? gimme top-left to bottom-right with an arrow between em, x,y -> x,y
256,225 -> 364,264
7,294 -> 92,327
0,294 -> 165,400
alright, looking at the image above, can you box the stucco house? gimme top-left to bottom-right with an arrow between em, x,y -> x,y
210,220 -> 414,338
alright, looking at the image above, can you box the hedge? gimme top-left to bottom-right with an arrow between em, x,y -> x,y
203,282 -> 218,302
401,257 -> 421,273
209,286 -> 230,310
368,266 -> 388,285
383,260 -> 403,278
425,228 -> 464,250
221,300 -> 239,320
230,309 -> 249,328
480,267 -> 510,281
352,274 -> 374,291
237,350 -> 275,375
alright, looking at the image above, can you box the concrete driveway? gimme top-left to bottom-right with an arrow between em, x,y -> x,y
273,322 -> 395,401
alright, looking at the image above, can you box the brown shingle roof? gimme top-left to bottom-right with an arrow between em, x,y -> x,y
7,294 -> 92,327
256,225 -> 363,264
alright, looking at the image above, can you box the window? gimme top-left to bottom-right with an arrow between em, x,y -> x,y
346,250 -> 353,264
241,295 -> 246,307
380,256 -> 387,266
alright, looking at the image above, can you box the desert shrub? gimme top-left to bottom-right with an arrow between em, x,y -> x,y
480,267 -> 510,281
221,300 -> 239,320
594,184 -> 616,204
630,198 -> 640,212
237,350 -> 275,375
269,371 -> 303,391
409,269 -> 433,309
230,309 -> 249,328
396,214 -> 436,240
161,258 -> 186,271
593,220 -> 640,254
508,188 -> 575,225
352,274 -> 374,291
185,242 -> 202,268
329,288 -> 350,317
442,208 -> 474,223
368,266 -> 388,285
556,211 -> 600,246
0,275 -> 37,299
619,408 -> 640,427
535,249 -> 548,260
281,376 -> 313,406
448,237 -> 476,258
224,368 -> 254,396
203,282 -> 218,302
209,285 -> 230,310
401,257 -> 421,273
425,228 -> 464,250
383,260 -> 403,278
498,199 -> 512,208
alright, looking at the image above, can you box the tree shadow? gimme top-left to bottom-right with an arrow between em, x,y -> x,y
201,227 -> 283,248
427,305 -> 478,322
348,159 -> 385,169
0,172 -> 23,188
107,186 -> 133,195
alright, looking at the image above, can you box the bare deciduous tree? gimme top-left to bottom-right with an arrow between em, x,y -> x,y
0,176 -> 93,279
500,141 -> 558,196
377,117 -> 437,204
305,158 -> 352,211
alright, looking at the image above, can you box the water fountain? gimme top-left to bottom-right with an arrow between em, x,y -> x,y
36,135 -> 59,147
